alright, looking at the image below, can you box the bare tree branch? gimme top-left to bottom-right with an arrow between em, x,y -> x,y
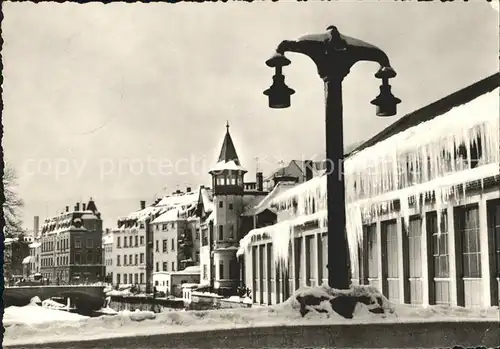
3,163 -> 24,236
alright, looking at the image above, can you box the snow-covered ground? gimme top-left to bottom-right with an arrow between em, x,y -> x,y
4,285 -> 498,347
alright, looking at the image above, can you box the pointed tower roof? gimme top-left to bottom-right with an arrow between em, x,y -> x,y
209,122 -> 247,174
217,121 -> 241,164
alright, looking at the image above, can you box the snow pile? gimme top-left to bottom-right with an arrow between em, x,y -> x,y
3,303 -> 88,327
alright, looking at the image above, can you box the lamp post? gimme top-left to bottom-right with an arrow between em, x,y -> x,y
264,26 -> 401,290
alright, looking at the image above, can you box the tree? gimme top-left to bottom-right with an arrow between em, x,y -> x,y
3,164 -> 24,237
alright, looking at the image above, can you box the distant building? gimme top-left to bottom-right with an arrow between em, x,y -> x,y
263,159 -> 325,191
24,216 -> 41,279
111,191 -> 199,291
152,265 -> 200,297
4,236 -> 30,282
39,198 -> 104,284
102,228 -> 113,283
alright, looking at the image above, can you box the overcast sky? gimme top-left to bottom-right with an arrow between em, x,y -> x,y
3,1 -> 498,231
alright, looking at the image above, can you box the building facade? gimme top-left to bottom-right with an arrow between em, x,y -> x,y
196,124 -> 269,293
102,228 -> 113,283
39,198 -> 105,284
239,73 -> 500,308
111,191 -> 199,290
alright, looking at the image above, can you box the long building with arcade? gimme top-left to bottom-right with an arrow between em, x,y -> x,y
237,73 -> 500,309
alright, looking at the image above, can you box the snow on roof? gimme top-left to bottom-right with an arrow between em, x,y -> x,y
151,207 -> 186,224
155,191 -> 198,207
209,160 -> 247,173
200,187 -> 214,213
102,234 -> 113,245
4,237 -> 17,245
22,256 -> 33,264
181,283 -> 199,289
29,242 -> 41,249
242,181 -> 297,216
177,265 -> 200,274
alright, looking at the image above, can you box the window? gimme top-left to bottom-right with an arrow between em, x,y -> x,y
171,238 -> 175,251
117,274 -> 121,284
427,210 -> 450,305
218,225 -> 223,241
162,224 -> 168,231
364,224 -> 378,278
219,262 -> 224,279
135,236 -> 138,247
129,236 -> 133,247
134,273 -> 139,284
163,240 -> 168,252
140,236 -> 145,245
196,231 -> 200,240
156,262 -> 159,272
163,262 -> 168,271
87,254 -> 93,264
140,253 -> 144,264
140,273 -> 144,284
219,201 -> 223,208
87,238 -> 93,248
457,205 -> 481,278
135,254 -> 138,265
75,239 -> 81,248
124,274 -> 128,284
229,203 -> 233,210
124,238 -> 128,248
75,254 -> 81,265
129,255 -> 133,265
156,240 -> 159,252
172,261 -> 175,271
229,225 -> 234,240
171,222 -> 175,229
140,223 -> 145,229
203,265 -> 208,279
156,224 -> 160,231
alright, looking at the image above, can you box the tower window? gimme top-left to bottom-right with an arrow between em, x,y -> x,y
218,225 -> 223,240
229,203 -> 233,210
219,201 -> 223,208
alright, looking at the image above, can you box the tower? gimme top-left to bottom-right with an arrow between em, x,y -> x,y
208,122 -> 247,292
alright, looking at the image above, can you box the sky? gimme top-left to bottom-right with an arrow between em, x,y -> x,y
3,1 -> 499,231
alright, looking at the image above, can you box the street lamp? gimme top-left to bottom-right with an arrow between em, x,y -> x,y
264,26 -> 401,290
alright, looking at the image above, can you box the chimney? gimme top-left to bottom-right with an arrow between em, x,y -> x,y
65,206 -> 69,212
140,200 -> 146,210
186,187 -> 192,193
75,202 -> 80,211
304,160 -> 314,181
33,216 -> 39,238
176,189 -> 181,194
82,203 -> 86,211
256,172 -> 263,191
200,185 -> 205,189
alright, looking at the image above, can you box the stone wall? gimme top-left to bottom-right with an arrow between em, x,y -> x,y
9,321 -> 500,349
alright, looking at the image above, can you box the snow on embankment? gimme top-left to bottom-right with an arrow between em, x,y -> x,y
4,285 -> 499,346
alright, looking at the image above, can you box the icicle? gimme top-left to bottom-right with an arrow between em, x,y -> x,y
436,188 -> 443,240
399,190 -> 410,234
